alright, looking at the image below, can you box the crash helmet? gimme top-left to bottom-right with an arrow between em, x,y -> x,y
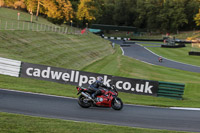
97,76 -> 103,82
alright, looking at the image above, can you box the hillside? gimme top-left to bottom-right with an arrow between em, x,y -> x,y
0,7 -> 54,25
0,30 -> 113,70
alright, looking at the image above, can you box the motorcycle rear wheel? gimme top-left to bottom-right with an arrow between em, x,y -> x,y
111,97 -> 123,110
78,95 -> 92,108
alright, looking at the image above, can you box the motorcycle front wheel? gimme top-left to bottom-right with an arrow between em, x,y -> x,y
111,97 -> 123,110
78,95 -> 92,108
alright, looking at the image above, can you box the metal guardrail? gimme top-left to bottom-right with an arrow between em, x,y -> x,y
158,81 -> 185,100
0,57 -> 21,77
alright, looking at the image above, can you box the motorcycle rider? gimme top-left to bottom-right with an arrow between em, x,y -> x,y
158,56 -> 163,62
89,76 -> 107,100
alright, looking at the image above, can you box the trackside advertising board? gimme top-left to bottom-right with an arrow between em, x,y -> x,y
20,62 -> 159,96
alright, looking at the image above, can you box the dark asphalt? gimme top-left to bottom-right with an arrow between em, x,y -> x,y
0,89 -> 200,132
112,40 -> 200,73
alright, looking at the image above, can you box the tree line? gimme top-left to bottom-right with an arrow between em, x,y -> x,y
1,0 -> 200,33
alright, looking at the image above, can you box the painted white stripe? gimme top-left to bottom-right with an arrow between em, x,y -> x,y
170,107 -> 200,111
120,47 -> 124,55
0,88 -> 77,100
117,37 -> 121,40
143,46 -> 160,57
135,59 -> 155,66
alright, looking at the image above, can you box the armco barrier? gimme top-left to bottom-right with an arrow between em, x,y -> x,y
0,57 -> 21,77
157,81 -> 185,100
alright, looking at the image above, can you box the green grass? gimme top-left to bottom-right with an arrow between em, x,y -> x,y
0,7 -> 55,25
0,112 -> 192,133
0,7 -> 78,33
0,30 -> 113,69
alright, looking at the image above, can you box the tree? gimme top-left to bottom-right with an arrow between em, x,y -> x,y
14,0 -> 26,9
70,0 -> 79,11
42,0 -> 74,24
0,0 -> 5,7
183,0 -> 199,30
4,0 -> 17,8
134,0 -> 147,29
58,0 -> 74,21
113,0 -> 131,26
25,0 -> 37,13
96,0 -> 115,25
76,0 -> 97,23
194,9 -> 200,26
145,0 -> 163,31
36,0 -> 40,21
170,1 -> 188,33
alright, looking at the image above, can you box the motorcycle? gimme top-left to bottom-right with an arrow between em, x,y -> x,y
158,57 -> 163,62
76,85 -> 123,110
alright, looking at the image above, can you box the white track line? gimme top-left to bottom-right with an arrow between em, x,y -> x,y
0,88 -> 76,100
135,59 -> 155,66
170,107 -> 200,111
120,47 -> 124,55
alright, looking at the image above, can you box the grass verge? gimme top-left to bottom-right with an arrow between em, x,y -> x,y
0,112 -> 191,133
0,7 -> 55,25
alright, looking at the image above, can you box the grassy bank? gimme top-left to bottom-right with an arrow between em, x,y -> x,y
0,30 -> 113,70
0,112 -> 191,133
0,7 -> 54,25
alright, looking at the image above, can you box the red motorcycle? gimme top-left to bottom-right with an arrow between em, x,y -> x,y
76,85 -> 123,110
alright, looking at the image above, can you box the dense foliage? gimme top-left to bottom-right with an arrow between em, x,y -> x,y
1,0 -> 200,32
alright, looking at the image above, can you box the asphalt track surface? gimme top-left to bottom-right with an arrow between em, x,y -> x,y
112,40 -> 200,73
0,89 -> 200,132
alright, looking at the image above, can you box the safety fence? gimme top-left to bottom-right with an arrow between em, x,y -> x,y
0,57 -> 185,100
0,19 -> 81,34
158,81 -> 185,100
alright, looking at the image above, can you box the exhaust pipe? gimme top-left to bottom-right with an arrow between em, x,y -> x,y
81,92 -> 92,100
